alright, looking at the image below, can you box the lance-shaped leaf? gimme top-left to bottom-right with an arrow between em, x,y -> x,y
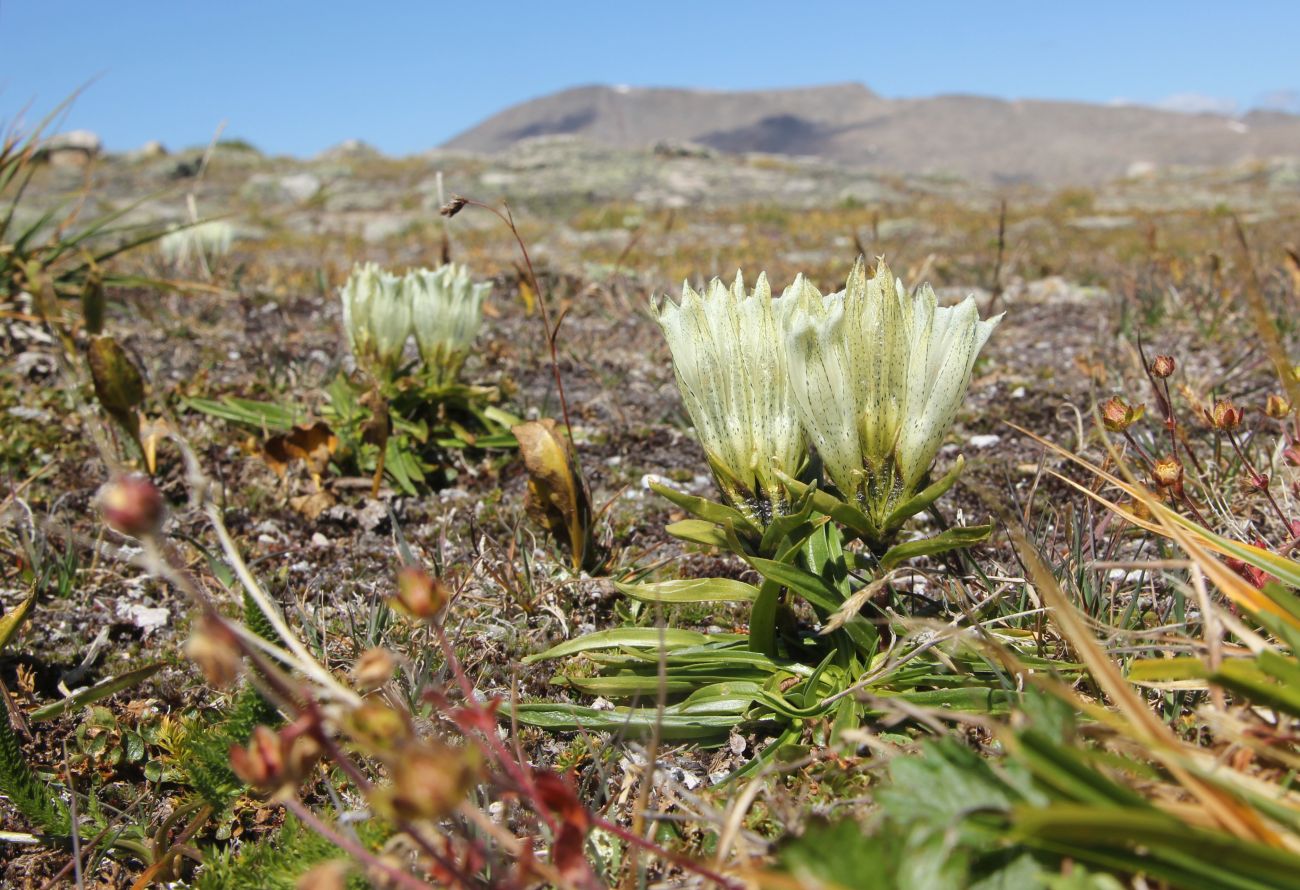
613,576 -> 759,604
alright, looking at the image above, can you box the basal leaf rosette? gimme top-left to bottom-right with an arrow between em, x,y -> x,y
652,272 -> 807,526
782,259 -> 1001,545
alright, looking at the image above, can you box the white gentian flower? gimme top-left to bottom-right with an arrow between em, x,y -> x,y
783,259 -> 1000,530
158,220 -> 233,269
339,262 -> 411,379
408,264 -> 491,387
652,272 -> 805,523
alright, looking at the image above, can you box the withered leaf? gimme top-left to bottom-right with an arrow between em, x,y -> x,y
263,421 -> 338,487
512,419 -> 596,572
289,489 -> 337,520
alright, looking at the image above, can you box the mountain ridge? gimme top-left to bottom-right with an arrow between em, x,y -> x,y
444,83 -> 1300,185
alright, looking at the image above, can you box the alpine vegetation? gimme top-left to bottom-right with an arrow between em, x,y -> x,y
409,263 -> 491,389
652,272 -> 806,524
340,261 -> 491,385
158,220 -> 234,269
340,261 -> 411,380
784,258 -> 1001,543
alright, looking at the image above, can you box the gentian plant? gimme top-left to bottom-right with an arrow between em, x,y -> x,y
189,261 -> 517,495
519,258 -> 1021,776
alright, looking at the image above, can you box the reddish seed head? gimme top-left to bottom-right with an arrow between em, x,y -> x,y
1266,393 -> 1292,419
1102,396 -> 1144,433
1152,457 -> 1184,488
228,719 -> 323,799
1150,354 -> 1176,379
186,621 -> 244,689
98,473 -> 165,537
393,566 -> 448,621
1211,399 -> 1244,431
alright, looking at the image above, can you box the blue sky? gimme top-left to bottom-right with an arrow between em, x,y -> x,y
2,1 -> 1297,156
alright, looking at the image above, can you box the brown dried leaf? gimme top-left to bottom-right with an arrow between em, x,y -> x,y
512,419 -> 594,571
263,421 -> 338,486
289,489 -> 336,520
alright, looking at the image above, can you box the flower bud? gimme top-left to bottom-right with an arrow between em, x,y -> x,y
393,566 -> 448,621
1247,471 -> 1270,491
98,473 -> 165,537
185,615 -> 243,688
1152,457 -> 1184,488
228,725 -> 281,791
374,743 -> 479,822
343,700 -> 412,754
1102,396 -> 1144,433
1266,393 -> 1292,419
1211,399 -> 1244,431
1149,354 -> 1176,378
87,336 -> 145,416
351,647 -> 395,693
229,720 -> 323,799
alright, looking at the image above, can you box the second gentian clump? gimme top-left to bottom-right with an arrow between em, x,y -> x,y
655,257 -> 1000,546
784,258 -> 1001,543
340,261 -> 490,387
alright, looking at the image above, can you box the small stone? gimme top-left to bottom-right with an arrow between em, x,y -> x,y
969,434 -> 1001,449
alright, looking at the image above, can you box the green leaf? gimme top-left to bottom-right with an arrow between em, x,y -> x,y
879,524 -> 993,571
748,578 -> 780,657
1010,804 -> 1300,890
523,628 -> 714,664
183,396 -> 299,432
0,594 -> 34,654
1126,657 -> 1210,684
744,556 -> 844,613
777,471 -> 877,540
511,702 -> 740,741
647,481 -> 759,539
614,577 -> 759,604
384,436 -> 423,495
664,519 -> 730,548
1212,657 -> 1300,718
30,662 -> 164,722
884,455 -> 966,532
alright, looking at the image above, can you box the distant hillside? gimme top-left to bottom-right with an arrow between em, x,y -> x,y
444,83 -> 1300,185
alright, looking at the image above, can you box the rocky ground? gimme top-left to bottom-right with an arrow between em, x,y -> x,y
1,137 -> 1299,886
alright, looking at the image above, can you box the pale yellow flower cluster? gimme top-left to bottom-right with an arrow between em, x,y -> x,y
654,258 -> 1001,528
